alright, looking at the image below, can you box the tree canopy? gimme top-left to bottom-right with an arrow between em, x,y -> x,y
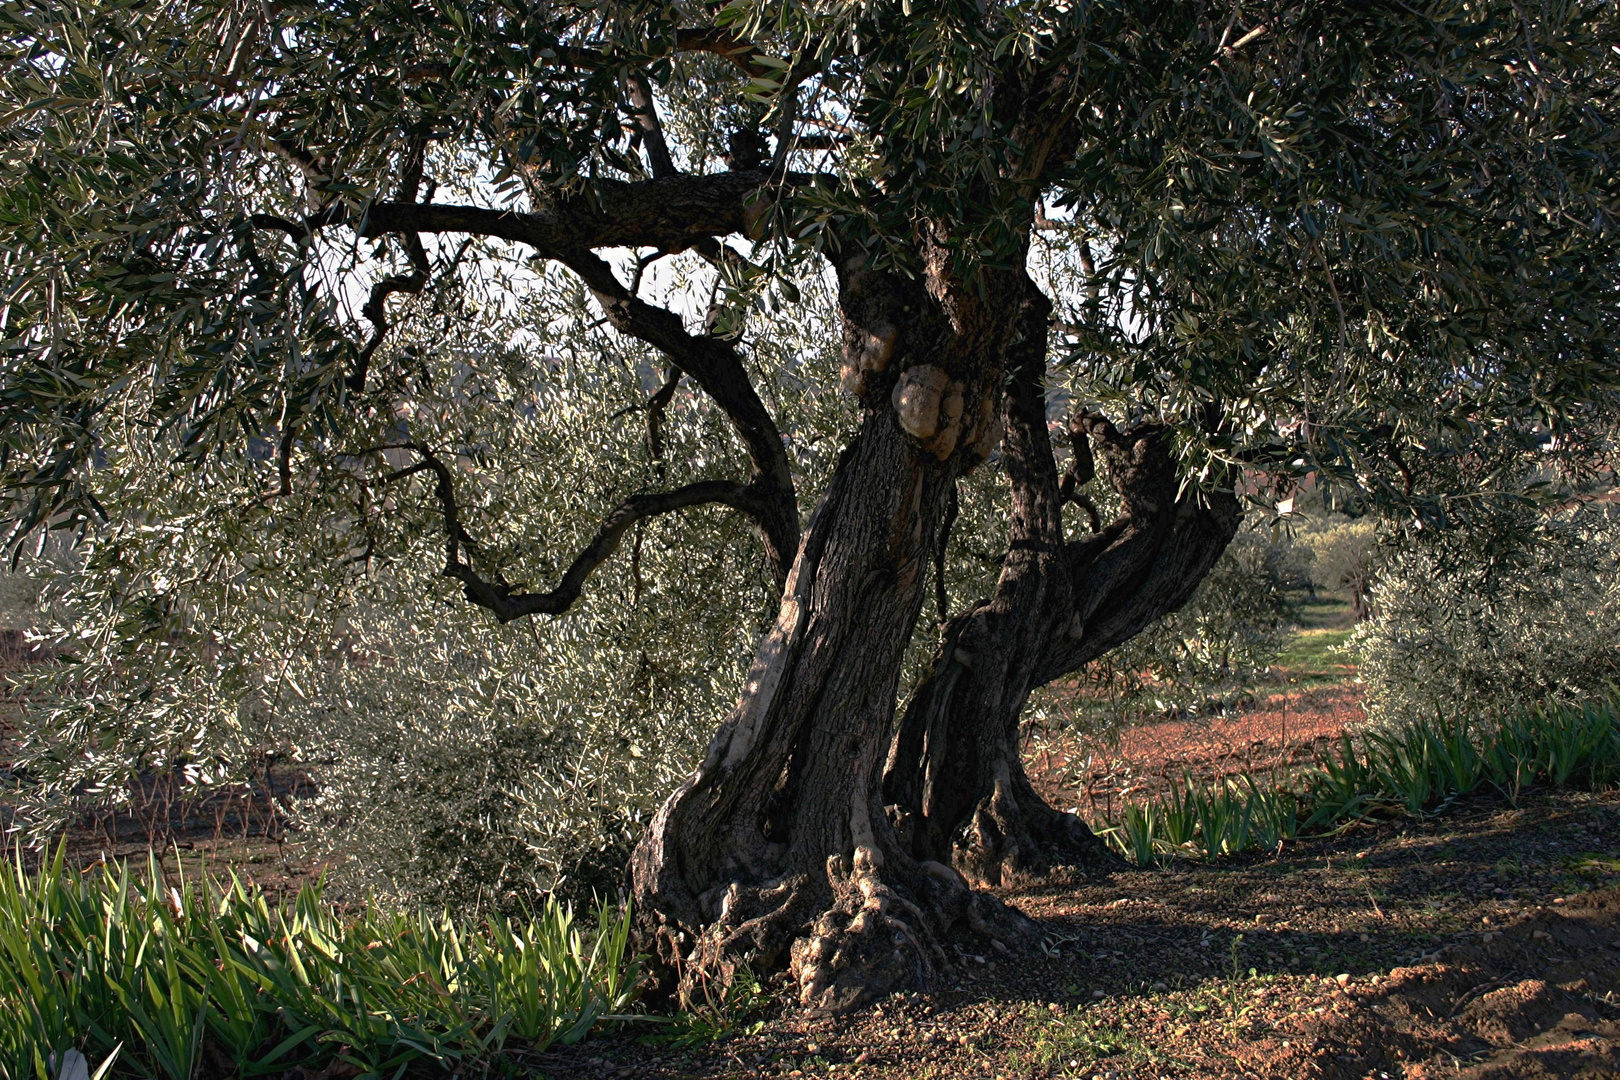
4,1 -> 1615,539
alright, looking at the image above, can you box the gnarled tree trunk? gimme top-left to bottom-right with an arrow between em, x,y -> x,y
630,251 -> 1245,1011
885,340 -> 1243,887
630,252 -> 1040,1013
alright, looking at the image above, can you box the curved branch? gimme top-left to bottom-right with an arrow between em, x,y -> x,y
248,203 -> 349,245
350,232 -> 430,392
387,442 -> 763,623
1061,488 -> 1103,533
559,249 -> 800,585
1032,428 -> 1242,686
349,170 -> 809,586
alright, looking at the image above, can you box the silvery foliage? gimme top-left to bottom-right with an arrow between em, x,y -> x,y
1356,501 -> 1620,733
6,224 -> 1304,908
0,572 -> 41,631
11,236 -> 856,909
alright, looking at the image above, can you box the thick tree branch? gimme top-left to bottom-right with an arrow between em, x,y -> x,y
359,170 -> 782,255
672,27 -> 772,78
558,248 -> 800,585
1057,415 -> 1103,532
249,203 -> 348,245
347,160 -> 811,589
1032,421 -> 1242,686
348,170 -> 804,585
504,27 -> 773,78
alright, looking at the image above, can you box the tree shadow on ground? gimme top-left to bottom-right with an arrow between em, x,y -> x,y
533,791 -> 1619,1079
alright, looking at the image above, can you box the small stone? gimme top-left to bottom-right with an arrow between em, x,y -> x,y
1256,913 -> 1276,925
1335,973 -> 1351,986
805,1042 -> 820,1054
1092,989 -> 1106,999
1151,981 -> 1168,991
1359,933 -> 1370,942
854,1052 -> 872,1065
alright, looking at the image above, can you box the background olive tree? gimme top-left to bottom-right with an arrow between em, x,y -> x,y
1357,498 -> 1620,733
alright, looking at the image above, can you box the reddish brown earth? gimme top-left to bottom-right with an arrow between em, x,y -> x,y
9,616 -> 1619,1078
531,792 -> 1620,1080
1027,683 -> 1366,814
530,639 -> 1620,1080
1024,612 -> 1366,815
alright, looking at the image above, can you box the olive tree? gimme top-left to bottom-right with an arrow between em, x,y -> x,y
3,0 -> 1616,1010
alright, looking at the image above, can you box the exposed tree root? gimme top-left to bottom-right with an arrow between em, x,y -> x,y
785,848 -> 1037,1013
639,828 -> 1040,1015
952,762 -> 1120,887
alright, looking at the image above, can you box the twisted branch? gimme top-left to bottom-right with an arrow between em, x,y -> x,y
375,442 -> 761,623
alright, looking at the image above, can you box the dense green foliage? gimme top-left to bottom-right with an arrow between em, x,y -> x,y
1,268 -> 854,907
2,0 -> 1615,529
3,276 -> 842,903
0,851 -> 639,1080
1356,502 -> 1620,731
1297,517 -> 1377,612
1103,696 -> 1620,866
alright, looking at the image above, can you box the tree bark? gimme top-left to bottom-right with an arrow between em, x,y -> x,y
630,251 -> 1038,1013
885,334 -> 1244,886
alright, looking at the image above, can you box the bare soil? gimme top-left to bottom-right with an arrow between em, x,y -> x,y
1027,681 -> 1364,813
1025,611 -> 1365,814
531,791 -> 1620,1080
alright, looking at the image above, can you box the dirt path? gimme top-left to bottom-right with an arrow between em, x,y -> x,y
1024,621 -> 1365,813
532,791 -> 1620,1079
1027,682 -> 1365,813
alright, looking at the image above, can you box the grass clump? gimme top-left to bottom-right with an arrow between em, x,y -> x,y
647,966 -> 770,1048
0,852 -> 639,1080
1027,1010 -> 1146,1077
1102,697 -> 1620,866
